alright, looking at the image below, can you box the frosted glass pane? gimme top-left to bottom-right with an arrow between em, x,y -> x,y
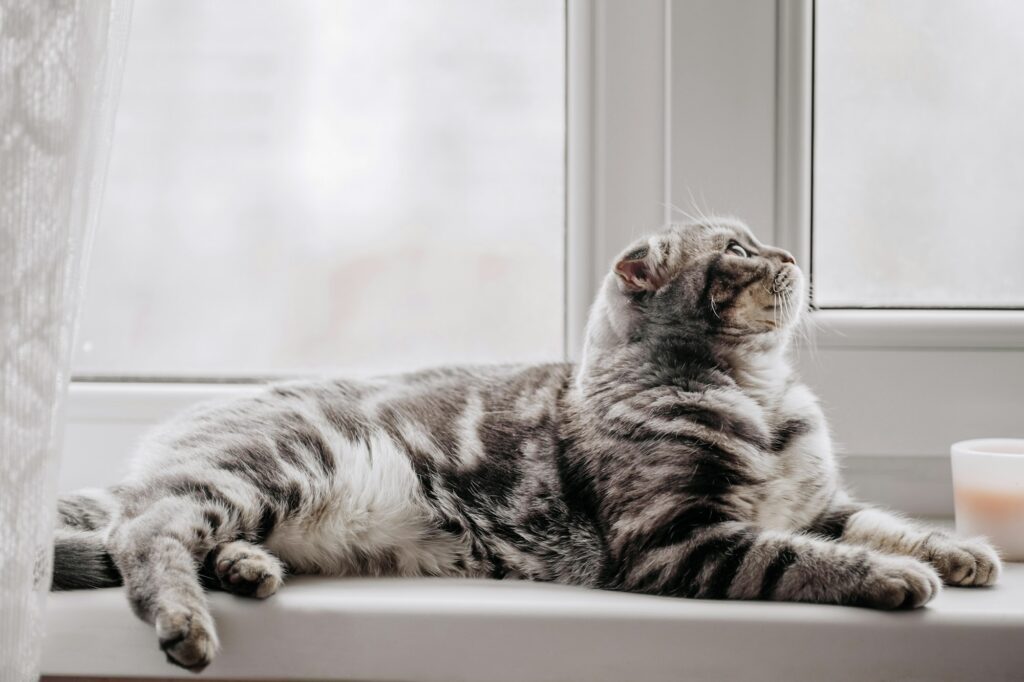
814,0 -> 1024,308
74,0 -> 564,377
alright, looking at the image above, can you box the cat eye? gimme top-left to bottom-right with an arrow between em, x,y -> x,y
726,242 -> 749,258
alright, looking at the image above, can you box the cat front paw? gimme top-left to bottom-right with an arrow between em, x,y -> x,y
921,535 -> 1001,587
856,555 -> 941,610
156,606 -> 218,672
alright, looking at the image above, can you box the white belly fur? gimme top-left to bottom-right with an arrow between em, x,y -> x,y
264,431 -> 467,577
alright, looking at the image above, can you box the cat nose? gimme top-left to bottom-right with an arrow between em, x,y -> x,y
777,250 -> 796,264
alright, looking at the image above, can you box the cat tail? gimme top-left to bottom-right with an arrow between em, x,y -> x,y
51,489 -> 124,590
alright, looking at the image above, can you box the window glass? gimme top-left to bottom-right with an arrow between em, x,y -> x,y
74,0 -> 565,377
814,0 -> 1024,308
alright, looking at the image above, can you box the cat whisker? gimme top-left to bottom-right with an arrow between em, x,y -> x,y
685,188 -> 715,228
663,201 -> 703,226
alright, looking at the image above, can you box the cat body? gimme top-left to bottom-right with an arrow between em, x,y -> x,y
140,364 -> 598,583
53,219 -> 1000,671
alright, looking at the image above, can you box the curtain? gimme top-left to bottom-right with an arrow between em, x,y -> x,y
0,1 -> 132,679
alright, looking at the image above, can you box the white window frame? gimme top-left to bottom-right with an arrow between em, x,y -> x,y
65,0 -> 1024,518
775,0 -> 1024,348
776,0 -> 1022,516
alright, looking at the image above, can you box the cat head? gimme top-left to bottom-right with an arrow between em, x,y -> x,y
582,218 -> 805,375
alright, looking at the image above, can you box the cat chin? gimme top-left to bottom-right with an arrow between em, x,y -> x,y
729,306 -> 804,338
732,317 -> 804,345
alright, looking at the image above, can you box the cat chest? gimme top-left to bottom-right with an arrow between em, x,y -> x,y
749,417 -> 837,531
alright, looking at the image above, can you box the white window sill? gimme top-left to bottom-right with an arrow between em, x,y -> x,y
42,565 -> 1024,681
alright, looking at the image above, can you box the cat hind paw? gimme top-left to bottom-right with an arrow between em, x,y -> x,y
212,541 -> 284,599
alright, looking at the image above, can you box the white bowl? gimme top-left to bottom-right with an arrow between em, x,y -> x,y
951,438 -> 1024,561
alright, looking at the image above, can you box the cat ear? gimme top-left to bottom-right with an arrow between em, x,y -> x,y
614,245 -> 663,292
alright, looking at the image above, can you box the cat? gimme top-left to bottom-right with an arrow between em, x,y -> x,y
52,218 -> 1001,672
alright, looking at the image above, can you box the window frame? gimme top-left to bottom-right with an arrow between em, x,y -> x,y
775,0 -> 1024,347
777,0 -> 1022,517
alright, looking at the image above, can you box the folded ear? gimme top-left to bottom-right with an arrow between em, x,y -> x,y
614,243 -> 666,292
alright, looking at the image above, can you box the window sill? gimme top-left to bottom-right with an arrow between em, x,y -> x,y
42,567 -> 1024,681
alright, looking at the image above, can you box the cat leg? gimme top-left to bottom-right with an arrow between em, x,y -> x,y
207,540 -> 284,599
108,498 -> 223,671
614,521 -> 941,609
809,499 -> 1000,587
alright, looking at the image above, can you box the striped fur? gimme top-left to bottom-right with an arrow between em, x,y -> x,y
52,219 -> 1000,671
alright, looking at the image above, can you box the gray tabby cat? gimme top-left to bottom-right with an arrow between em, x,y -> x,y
53,218 -> 1000,672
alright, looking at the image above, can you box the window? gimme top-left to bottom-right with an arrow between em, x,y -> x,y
63,1 -> 1024,517
813,0 -> 1024,309
74,0 -> 565,378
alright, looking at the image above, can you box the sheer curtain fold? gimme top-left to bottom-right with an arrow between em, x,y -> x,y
0,1 -> 131,679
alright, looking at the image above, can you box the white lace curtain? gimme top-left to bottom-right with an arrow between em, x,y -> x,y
0,1 -> 131,679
